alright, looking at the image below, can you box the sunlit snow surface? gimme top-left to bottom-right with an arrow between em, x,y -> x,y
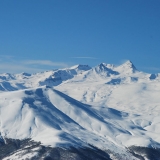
0,61 -> 160,159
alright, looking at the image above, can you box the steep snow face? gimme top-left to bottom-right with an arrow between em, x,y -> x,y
37,65 -> 91,87
68,63 -> 120,82
69,64 -> 91,71
0,61 -> 158,92
60,61 -> 149,85
0,87 -> 138,158
1,86 -> 160,149
115,60 -> 138,74
55,61 -> 160,149
56,80 -> 160,147
0,61 -> 160,159
0,73 -> 15,81
0,65 -> 91,91
94,63 -> 119,76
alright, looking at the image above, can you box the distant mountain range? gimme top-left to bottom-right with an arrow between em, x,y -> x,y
0,61 -> 160,159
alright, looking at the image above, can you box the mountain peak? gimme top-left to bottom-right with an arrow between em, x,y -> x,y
123,60 -> 135,66
116,60 -> 137,73
93,63 -> 119,76
69,64 -> 91,71
99,63 -> 107,69
99,63 -> 115,69
21,72 -> 31,76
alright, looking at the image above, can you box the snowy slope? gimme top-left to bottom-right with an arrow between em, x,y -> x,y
55,61 -> 160,148
0,61 -> 160,159
0,86 -> 137,158
0,65 -> 91,91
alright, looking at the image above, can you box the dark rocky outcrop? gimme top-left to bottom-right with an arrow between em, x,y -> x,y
0,138 -> 111,160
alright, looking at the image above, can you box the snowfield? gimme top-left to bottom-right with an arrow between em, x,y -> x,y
0,60 -> 160,159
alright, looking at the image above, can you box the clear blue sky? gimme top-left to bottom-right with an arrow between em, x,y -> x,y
0,0 -> 160,73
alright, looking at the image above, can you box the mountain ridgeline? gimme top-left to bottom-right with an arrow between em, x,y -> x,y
0,61 -> 160,160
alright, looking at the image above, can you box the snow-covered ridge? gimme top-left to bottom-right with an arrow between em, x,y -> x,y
115,60 -> 137,74
0,64 -> 92,91
1,86 -> 159,156
0,60 -> 160,159
0,60 -> 159,92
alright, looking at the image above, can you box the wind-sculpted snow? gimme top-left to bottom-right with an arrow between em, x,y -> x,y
56,80 -> 160,148
0,87 -> 139,158
0,73 -> 15,81
0,61 -> 158,92
115,60 -> 138,74
0,65 -> 91,91
0,61 -> 160,159
94,63 -> 119,76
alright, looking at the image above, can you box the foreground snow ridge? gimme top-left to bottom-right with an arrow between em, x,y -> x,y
0,60 -> 160,159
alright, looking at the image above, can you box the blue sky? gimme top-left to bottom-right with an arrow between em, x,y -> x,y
0,0 -> 160,73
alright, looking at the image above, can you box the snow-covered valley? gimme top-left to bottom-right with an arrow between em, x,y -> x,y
0,61 -> 160,159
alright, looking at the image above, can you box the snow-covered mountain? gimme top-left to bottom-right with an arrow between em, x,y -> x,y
0,61 -> 160,159
0,64 -> 91,91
